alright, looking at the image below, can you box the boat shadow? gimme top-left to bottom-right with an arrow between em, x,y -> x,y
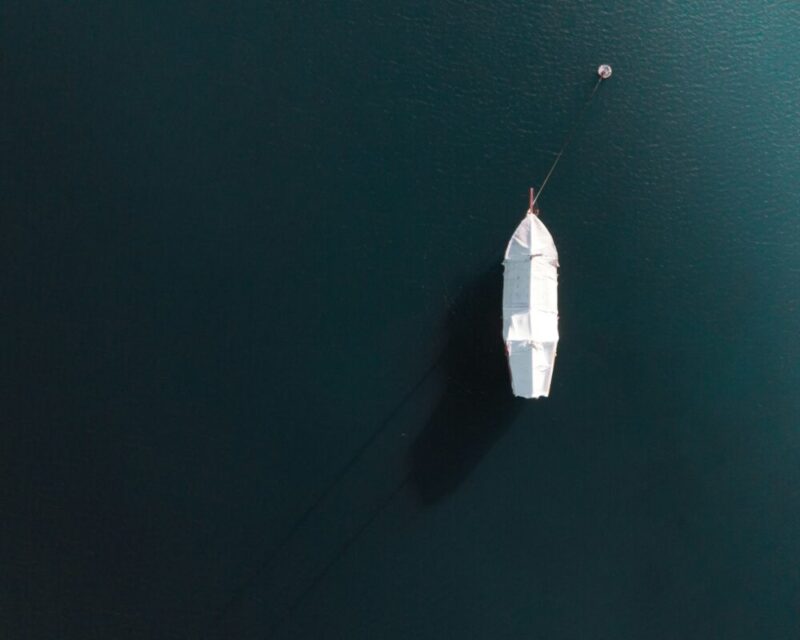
408,265 -> 525,505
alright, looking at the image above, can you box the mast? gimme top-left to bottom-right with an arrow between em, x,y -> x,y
528,187 -> 540,216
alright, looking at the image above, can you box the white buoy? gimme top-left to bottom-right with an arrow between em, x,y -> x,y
597,64 -> 613,79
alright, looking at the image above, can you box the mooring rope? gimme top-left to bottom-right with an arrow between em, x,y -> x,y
532,73 -> 608,209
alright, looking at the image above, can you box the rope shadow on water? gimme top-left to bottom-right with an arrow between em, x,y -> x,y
259,266 -> 526,637
211,358 -> 443,634
212,265 -> 525,638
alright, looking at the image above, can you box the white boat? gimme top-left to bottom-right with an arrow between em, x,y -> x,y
502,189 -> 559,398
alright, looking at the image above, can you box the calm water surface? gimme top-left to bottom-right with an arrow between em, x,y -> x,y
4,2 -> 800,638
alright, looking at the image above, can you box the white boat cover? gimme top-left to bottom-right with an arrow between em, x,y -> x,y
502,212 -> 559,398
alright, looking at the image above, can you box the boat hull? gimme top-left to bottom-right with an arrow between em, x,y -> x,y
502,213 -> 559,398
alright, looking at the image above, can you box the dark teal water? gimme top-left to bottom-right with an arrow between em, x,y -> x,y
4,2 -> 800,639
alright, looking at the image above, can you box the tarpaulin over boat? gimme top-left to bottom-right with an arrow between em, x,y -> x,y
502,213 -> 559,398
